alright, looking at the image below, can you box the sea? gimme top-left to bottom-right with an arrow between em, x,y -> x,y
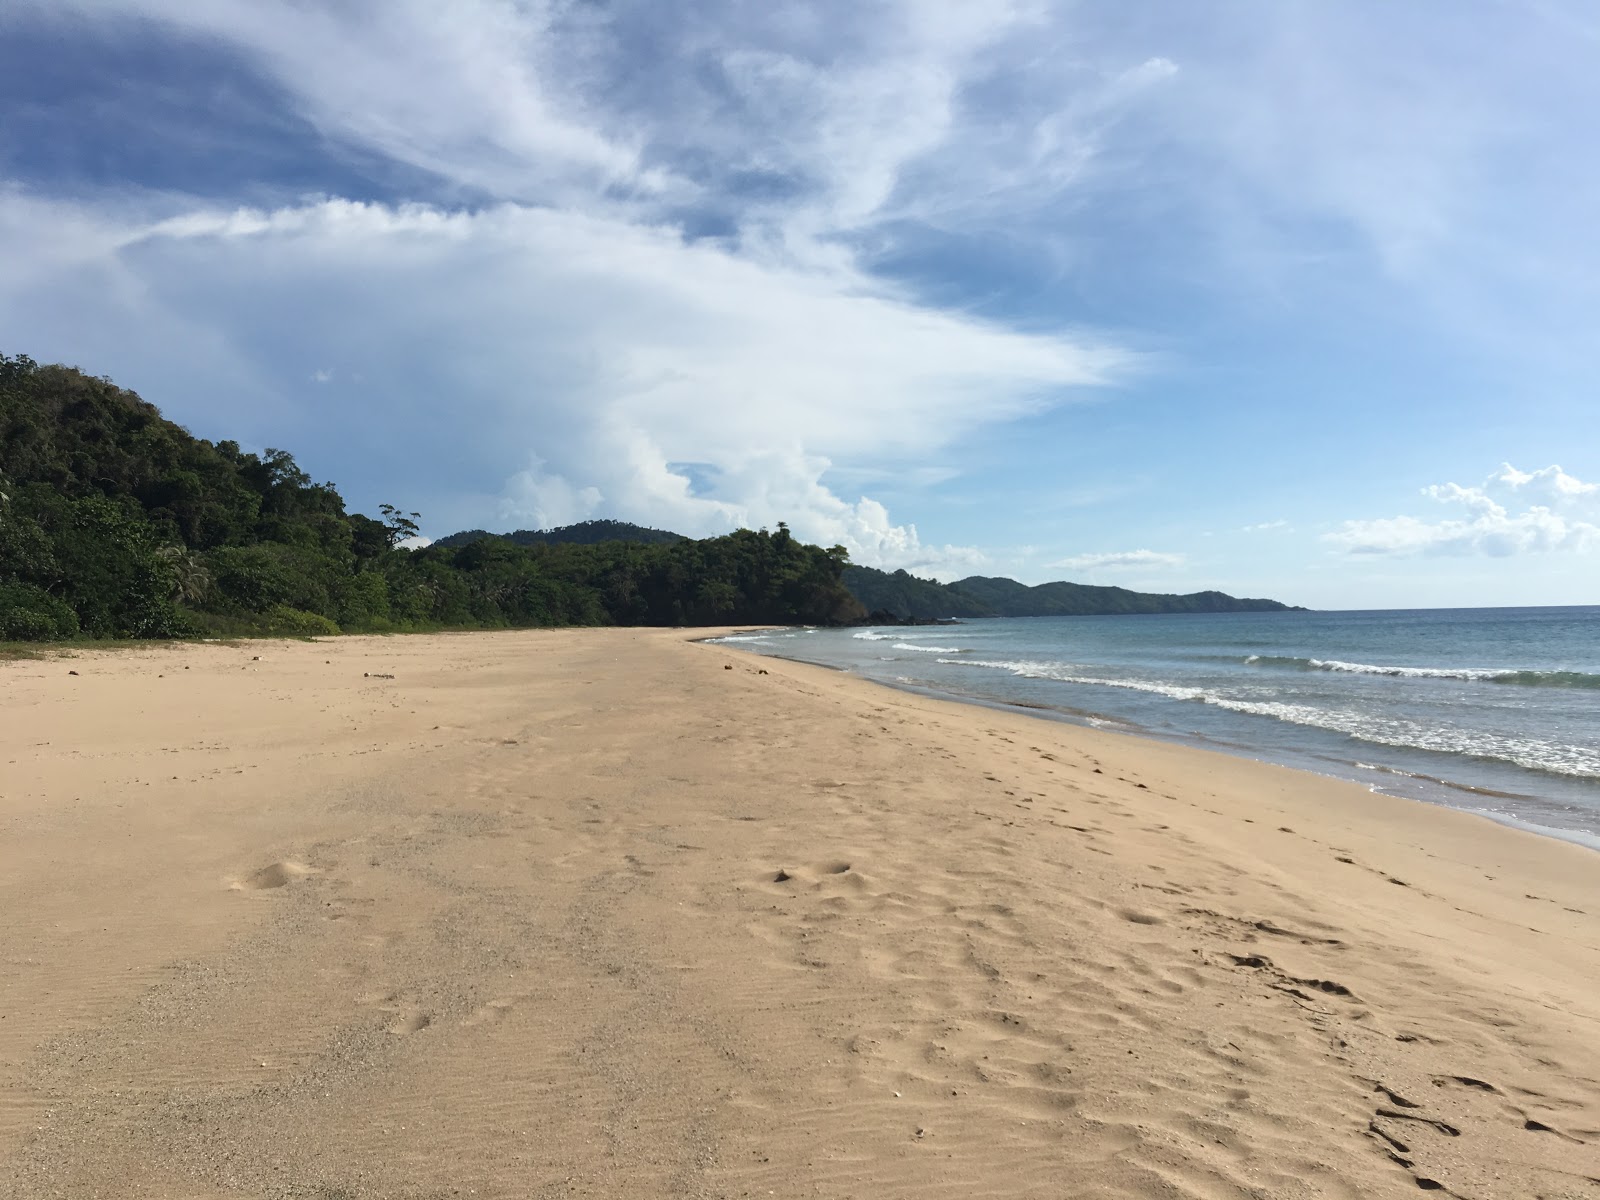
711,606 -> 1600,852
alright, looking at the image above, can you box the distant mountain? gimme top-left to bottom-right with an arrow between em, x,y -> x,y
841,566 -> 995,618
845,565 -> 1300,619
434,520 -> 687,549
431,527 -> 1301,619
951,575 -> 1300,616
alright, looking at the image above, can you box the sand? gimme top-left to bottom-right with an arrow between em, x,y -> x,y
1,628 -> 1596,1199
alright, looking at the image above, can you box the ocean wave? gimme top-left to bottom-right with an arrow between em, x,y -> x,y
852,629 -> 894,641
1208,699 -> 1600,780
712,634 -> 770,643
940,657 -> 1600,779
941,658 -> 1210,702
893,643 -> 965,653
1244,655 -> 1600,689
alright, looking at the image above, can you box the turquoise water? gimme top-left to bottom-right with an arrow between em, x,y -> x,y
713,606 -> 1600,849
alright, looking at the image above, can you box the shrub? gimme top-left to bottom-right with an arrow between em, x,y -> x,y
0,583 -> 81,640
261,605 -> 342,637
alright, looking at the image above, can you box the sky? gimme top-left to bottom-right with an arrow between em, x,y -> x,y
1,1 -> 1596,609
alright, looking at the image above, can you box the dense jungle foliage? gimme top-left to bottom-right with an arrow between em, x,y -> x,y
434,520 -> 684,549
0,354 -> 864,640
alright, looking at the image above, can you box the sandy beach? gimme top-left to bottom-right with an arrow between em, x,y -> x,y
1,628 -> 1596,1199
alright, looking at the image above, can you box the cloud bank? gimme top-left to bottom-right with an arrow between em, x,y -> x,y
0,0 -> 1164,570
0,191 -> 1124,566
1327,464 -> 1599,557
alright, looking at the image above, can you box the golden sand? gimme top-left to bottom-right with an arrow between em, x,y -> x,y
2,629 -> 1596,1197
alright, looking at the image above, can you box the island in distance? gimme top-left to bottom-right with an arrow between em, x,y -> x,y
439,524 -> 1303,620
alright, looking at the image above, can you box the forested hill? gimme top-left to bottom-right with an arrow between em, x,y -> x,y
844,565 -> 1299,619
0,353 -> 863,640
435,520 -> 685,549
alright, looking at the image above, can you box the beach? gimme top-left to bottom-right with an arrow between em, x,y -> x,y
1,629 -> 1596,1199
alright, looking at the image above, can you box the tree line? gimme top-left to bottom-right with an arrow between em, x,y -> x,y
0,354 -> 864,641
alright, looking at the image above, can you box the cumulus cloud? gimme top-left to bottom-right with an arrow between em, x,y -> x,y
1049,549 -> 1186,571
1326,463 -> 1599,557
0,0 -> 1172,571
0,193 -> 1123,567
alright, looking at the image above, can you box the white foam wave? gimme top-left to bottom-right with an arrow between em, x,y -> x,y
712,634 -> 770,643
852,629 -> 893,641
1310,658 -> 1510,681
893,643 -> 965,653
941,658 -> 1207,700
1208,698 -> 1600,779
940,658 -> 1600,779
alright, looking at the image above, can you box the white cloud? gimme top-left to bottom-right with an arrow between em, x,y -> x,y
1049,549 -> 1186,570
25,0 -> 649,205
0,0 -> 1173,573
0,193 -> 1125,569
1327,463 -> 1599,557
1243,519 -> 1290,532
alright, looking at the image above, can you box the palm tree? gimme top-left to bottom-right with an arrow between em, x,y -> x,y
156,545 -> 212,606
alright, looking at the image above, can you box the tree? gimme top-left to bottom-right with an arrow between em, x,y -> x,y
156,545 -> 212,605
378,503 -> 422,549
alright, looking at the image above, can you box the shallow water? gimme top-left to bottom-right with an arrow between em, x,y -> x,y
713,606 -> 1600,850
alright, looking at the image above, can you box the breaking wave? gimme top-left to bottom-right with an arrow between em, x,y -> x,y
941,657 -> 1600,779
1243,655 -> 1600,689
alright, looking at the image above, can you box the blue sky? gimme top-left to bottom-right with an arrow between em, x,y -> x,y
1,1 -> 1596,608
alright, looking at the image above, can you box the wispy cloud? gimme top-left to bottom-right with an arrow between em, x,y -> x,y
27,0 -> 648,203
1326,464 -> 1599,557
1050,549 -> 1186,571
1243,519 -> 1290,533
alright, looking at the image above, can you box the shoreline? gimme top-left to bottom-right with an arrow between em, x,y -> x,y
711,628 -> 1600,856
3,628 -> 1596,1197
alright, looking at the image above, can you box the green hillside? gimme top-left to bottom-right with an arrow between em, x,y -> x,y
843,565 -> 1298,620
0,353 -> 863,640
842,566 -> 994,618
951,575 -> 1298,617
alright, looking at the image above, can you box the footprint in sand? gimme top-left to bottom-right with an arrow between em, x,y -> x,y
387,1010 -> 433,1036
1117,909 -> 1164,926
464,997 -> 519,1027
771,861 -> 854,884
368,991 -> 434,1035
233,860 -> 314,890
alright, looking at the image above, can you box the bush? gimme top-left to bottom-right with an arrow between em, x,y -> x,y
336,570 -> 391,629
0,583 -> 81,640
261,605 -> 342,637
